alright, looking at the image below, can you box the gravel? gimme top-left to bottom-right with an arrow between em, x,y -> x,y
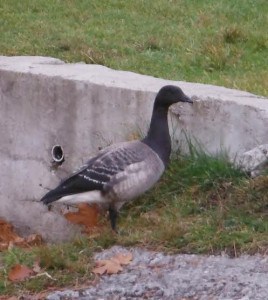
46,246 -> 268,300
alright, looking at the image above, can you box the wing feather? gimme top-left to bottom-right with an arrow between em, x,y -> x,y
41,141 -> 151,204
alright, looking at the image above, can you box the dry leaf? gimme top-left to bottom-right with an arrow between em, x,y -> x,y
64,204 -> 99,230
92,264 -> 107,275
8,264 -> 33,282
13,234 -> 43,248
25,234 -> 43,247
0,219 -> 43,251
92,252 -> 132,276
93,259 -> 123,275
0,219 -> 19,241
112,252 -> 133,265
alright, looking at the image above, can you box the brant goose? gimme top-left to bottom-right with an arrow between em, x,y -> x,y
41,85 -> 193,230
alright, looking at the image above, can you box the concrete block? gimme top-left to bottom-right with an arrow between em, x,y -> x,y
0,56 -> 268,241
238,144 -> 268,177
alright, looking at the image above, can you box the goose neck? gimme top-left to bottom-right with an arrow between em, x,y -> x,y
142,106 -> 171,166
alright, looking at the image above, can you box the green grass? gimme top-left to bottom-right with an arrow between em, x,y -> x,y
0,0 -> 267,96
117,150 -> 267,255
0,238 -> 95,296
1,150 -> 267,296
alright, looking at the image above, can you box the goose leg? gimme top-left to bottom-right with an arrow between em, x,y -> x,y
108,206 -> 118,232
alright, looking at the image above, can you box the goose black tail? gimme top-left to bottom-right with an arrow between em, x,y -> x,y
40,186 -> 67,205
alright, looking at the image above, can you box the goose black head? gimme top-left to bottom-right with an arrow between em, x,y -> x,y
154,85 -> 193,108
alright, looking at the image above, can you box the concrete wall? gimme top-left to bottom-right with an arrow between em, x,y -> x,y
0,56 -> 268,241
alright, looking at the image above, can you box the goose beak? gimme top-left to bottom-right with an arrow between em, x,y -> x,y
182,94 -> 193,104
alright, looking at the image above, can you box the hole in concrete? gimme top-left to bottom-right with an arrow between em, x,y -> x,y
51,145 -> 65,164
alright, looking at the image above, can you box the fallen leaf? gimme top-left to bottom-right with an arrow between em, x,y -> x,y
8,264 -> 34,282
24,234 -> 43,247
12,234 -> 43,249
0,219 -> 20,244
64,204 -> 99,230
0,219 -> 43,251
112,252 -> 133,265
93,259 -> 123,275
92,252 -> 132,276
92,264 -> 107,275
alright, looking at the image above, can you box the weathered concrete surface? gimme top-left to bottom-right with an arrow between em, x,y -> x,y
0,56 -> 268,241
46,246 -> 268,300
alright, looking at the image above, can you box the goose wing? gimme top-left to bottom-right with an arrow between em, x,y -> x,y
41,141 -> 154,204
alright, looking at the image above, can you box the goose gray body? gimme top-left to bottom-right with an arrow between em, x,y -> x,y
41,85 -> 193,230
53,141 -> 165,210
